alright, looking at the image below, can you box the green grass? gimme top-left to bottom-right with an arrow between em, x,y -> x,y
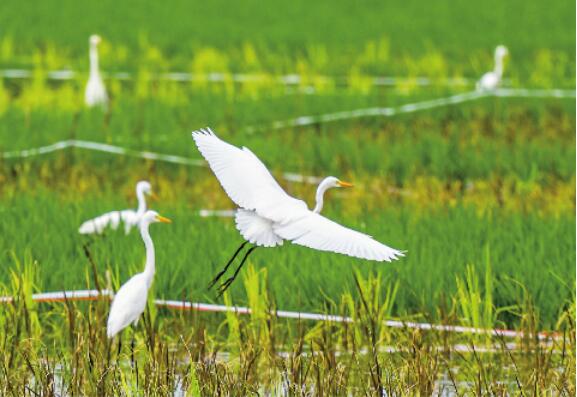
1,259 -> 574,395
0,90 -> 574,182
0,0 -> 575,90
0,1 -> 574,392
0,162 -> 573,327
0,76 -> 574,328
0,0 -> 574,71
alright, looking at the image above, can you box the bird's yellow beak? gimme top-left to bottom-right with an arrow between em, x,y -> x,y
156,215 -> 172,223
337,180 -> 354,188
150,192 -> 159,201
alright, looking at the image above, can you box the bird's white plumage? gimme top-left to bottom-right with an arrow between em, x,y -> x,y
85,76 -> 108,108
78,180 -> 152,235
107,273 -> 148,338
476,45 -> 508,92
235,209 -> 284,247
106,210 -> 170,338
85,34 -> 108,108
193,129 -> 307,224
273,211 -> 402,261
192,128 -> 404,262
79,209 -> 140,234
476,72 -> 499,91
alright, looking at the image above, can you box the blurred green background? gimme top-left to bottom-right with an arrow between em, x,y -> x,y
0,0 -> 574,327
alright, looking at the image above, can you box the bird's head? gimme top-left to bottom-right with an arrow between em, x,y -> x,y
142,210 -> 172,225
322,176 -> 354,190
495,45 -> 508,58
90,34 -> 102,46
313,176 -> 354,213
137,180 -> 158,200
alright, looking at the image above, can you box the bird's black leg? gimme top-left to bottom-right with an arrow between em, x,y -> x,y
105,336 -> 112,369
131,333 -> 136,369
117,333 -> 122,357
217,246 -> 258,296
207,241 -> 249,289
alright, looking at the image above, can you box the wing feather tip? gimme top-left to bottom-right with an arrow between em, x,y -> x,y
386,249 -> 406,262
191,127 -> 216,139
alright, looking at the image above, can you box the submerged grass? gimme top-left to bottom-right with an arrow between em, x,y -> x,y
0,263 -> 574,395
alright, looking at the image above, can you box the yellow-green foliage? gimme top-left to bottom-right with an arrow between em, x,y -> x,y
223,291 -> 241,349
454,248 -> 494,330
0,36 -> 13,62
358,37 -> 391,69
531,49 -> 573,88
243,264 -> 273,354
8,251 -> 41,339
0,78 -> 10,115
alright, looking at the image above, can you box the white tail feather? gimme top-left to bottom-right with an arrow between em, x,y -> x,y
235,209 -> 283,248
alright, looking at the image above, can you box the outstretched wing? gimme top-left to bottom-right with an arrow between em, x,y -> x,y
273,211 -> 404,262
192,128 -> 307,223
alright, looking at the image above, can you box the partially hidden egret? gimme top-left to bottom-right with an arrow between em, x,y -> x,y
192,128 -> 404,293
85,34 -> 108,108
79,181 -> 156,235
476,45 -> 509,91
107,210 -> 171,338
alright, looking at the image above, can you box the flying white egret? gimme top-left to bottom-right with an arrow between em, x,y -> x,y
79,180 -> 156,235
192,128 -> 404,293
107,210 -> 171,338
85,34 -> 108,108
476,45 -> 509,91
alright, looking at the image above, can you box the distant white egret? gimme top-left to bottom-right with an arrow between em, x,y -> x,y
85,34 -> 108,108
79,181 -> 156,235
192,128 -> 404,293
107,210 -> 171,338
476,45 -> 509,91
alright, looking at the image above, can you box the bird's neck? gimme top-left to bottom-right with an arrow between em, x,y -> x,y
136,188 -> 147,215
494,54 -> 504,78
140,222 -> 155,288
89,45 -> 100,76
313,181 -> 331,214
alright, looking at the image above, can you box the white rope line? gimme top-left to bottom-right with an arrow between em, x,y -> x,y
251,91 -> 484,131
0,289 -> 114,303
1,140 -> 75,158
494,88 -> 576,98
0,139 -> 322,184
5,68 -> 576,94
0,68 -> 482,87
1,89 -> 573,185
0,289 -> 562,341
199,209 -> 236,218
247,88 -> 575,132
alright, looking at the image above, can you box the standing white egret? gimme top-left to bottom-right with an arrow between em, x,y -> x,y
107,210 -> 171,338
85,34 -> 108,108
79,180 -> 156,235
192,128 -> 404,293
476,45 -> 509,91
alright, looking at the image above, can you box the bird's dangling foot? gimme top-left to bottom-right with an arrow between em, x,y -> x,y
216,246 -> 257,297
208,241 -> 248,290
216,277 -> 235,297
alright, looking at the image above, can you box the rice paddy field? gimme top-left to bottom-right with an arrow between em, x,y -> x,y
0,0 -> 575,395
